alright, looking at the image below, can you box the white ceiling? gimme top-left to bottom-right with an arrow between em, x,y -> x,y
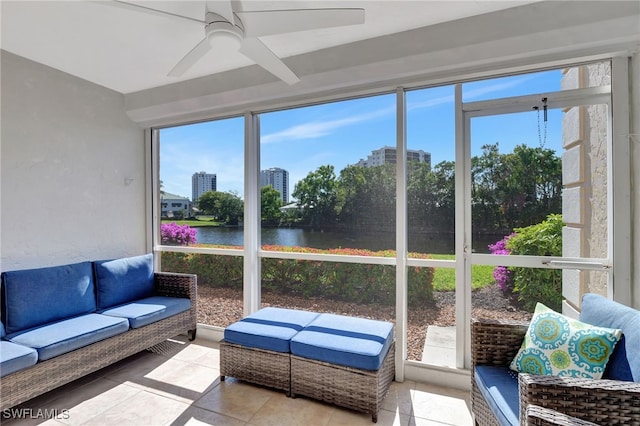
1,0 -> 542,94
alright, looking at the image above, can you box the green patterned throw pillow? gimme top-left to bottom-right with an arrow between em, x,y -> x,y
510,302 -> 621,379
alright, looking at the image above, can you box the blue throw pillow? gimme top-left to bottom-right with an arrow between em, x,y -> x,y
511,302 -> 621,379
94,254 -> 155,310
580,293 -> 640,382
2,262 -> 96,334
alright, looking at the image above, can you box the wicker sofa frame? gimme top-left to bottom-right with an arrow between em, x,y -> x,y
471,318 -> 640,426
0,272 -> 197,411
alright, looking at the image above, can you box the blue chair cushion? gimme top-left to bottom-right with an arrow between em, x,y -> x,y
99,296 -> 191,329
0,341 -> 38,377
94,254 -> 155,310
580,293 -> 640,382
474,365 -> 520,426
224,307 -> 319,353
290,313 -> 394,371
1,321 -> 5,338
1,261 -> 96,334
6,314 -> 129,361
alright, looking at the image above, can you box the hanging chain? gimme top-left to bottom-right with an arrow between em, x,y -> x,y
533,97 -> 548,148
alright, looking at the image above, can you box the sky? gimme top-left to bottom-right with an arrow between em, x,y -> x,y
160,69 -> 564,200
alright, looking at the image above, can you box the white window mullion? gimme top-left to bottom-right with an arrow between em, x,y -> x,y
395,87 -> 408,381
244,112 -> 261,316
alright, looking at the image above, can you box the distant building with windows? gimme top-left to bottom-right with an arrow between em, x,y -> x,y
260,167 -> 289,204
192,171 -> 216,203
357,146 -> 431,168
160,192 -> 192,219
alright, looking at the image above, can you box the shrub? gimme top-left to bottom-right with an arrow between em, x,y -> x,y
507,214 -> 563,311
160,222 -> 197,246
162,245 -> 434,306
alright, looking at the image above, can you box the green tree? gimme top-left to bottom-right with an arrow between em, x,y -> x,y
197,191 -> 244,225
261,186 -> 283,225
293,165 -> 338,230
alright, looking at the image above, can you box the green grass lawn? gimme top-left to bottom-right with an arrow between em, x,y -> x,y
161,216 -> 222,227
428,254 -> 495,291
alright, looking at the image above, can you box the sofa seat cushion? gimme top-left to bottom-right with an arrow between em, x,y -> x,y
99,296 -> 191,329
0,341 -> 38,377
94,254 -> 155,310
224,307 -> 319,353
6,314 -> 129,361
2,261 -> 96,334
580,293 -> 640,382
290,313 -> 394,371
474,365 -> 520,426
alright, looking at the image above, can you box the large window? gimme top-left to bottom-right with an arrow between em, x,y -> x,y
156,117 -> 245,328
152,60 -> 621,375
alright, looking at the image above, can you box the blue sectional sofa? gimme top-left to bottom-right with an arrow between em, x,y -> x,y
0,254 -> 197,410
220,307 -> 395,423
471,293 -> 640,425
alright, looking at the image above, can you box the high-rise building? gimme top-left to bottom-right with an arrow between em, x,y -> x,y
260,167 -> 289,204
357,146 -> 431,168
192,171 -> 217,203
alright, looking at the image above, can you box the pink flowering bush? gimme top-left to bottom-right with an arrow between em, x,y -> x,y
488,234 -> 515,294
160,222 -> 197,246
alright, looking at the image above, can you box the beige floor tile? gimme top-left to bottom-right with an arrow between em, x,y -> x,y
381,380 -> 416,415
48,378 -> 142,425
81,390 -> 189,426
410,383 -> 472,426
166,406 -> 246,426
169,339 -> 221,368
326,406 -> 413,426
247,393 -> 334,426
105,353 -> 220,403
194,379 -> 274,422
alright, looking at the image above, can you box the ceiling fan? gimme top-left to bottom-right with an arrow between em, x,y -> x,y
109,1 -> 365,85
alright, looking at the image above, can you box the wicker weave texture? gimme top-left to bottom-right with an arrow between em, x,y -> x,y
0,272 -> 197,411
219,341 -> 291,394
526,405 -> 599,426
291,342 -> 395,422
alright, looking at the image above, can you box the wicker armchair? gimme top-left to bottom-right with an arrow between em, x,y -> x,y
525,405 -> 598,426
471,318 -> 640,425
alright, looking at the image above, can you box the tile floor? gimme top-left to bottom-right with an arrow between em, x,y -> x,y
2,337 -> 473,425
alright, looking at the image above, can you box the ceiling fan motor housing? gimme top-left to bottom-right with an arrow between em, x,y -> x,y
205,12 -> 244,49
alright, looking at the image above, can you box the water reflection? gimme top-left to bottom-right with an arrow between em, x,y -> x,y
195,227 -> 499,254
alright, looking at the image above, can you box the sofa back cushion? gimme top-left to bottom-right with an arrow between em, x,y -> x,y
580,293 -> 640,382
94,254 -> 154,310
2,261 -> 96,334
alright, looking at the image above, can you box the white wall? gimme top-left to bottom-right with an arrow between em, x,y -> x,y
0,51 -> 146,271
633,53 -> 640,309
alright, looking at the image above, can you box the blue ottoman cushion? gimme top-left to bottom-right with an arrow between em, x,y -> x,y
6,314 -> 129,361
99,296 -> 191,329
290,313 -> 394,370
580,293 -> 640,382
224,307 -> 319,353
474,365 -> 520,426
94,254 -> 155,310
2,261 -> 96,334
0,341 -> 38,377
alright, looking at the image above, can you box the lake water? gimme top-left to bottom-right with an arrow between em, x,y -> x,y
195,227 -> 500,254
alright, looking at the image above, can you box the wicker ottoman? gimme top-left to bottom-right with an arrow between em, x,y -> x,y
290,314 -> 396,423
220,307 -> 319,395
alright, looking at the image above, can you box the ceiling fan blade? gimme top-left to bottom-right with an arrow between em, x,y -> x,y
239,38 -> 300,85
108,1 -> 204,24
168,38 -> 212,77
238,8 -> 365,37
206,0 -> 235,25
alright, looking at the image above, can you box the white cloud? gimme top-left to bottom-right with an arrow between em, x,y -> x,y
261,105 -> 395,144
